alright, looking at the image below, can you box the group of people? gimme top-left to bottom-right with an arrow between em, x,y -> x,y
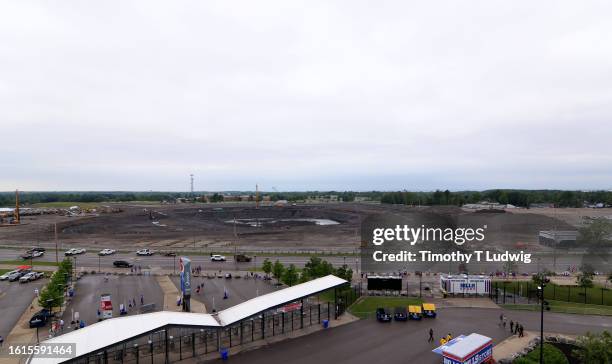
427,329 -> 454,345
130,265 -> 143,273
499,314 -> 524,337
192,265 -> 203,275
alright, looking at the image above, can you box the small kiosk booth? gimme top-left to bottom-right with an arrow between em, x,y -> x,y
432,333 -> 493,364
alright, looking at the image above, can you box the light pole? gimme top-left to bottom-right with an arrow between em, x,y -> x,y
98,254 -> 101,273
537,273 -> 550,364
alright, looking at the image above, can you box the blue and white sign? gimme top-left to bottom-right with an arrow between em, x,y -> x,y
180,257 -> 191,296
442,344 -> 492,364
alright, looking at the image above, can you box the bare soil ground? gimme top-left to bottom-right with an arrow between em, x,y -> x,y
0,203 -> 585,253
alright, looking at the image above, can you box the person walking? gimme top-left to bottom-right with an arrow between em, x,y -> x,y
499,313 -> 503,327
140,294 -> 144,305
510,320 -> 514,333
0,335 -> 4,347
502,315 -> 507,329
439,337 -> 447,346
428,328 -> 434,343
519,324 -> 524,337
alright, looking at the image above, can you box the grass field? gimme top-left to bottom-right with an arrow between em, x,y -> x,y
502,300 -> 612,316
0,268 -> 11,275
30,201 -> 100,209
0,260 -> 60,267
348,296 -> 424,318
495,280 -> 612,306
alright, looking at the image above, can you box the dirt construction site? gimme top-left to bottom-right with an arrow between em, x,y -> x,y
2,202 -> 605,256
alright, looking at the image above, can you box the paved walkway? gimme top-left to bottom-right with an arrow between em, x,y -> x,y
154,275 -> 207,313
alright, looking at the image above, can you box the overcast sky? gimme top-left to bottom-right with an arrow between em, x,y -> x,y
1,1 -> 611,192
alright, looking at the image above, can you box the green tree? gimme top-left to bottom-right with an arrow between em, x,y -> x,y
282,264 -> 299,286
573,331 -> 612,364
262,258 -> 272,277
335,265 -> 353,282
577,272 -> 594,288
303,257 -> 334,279
578,220 -> 612,252
272,260 -> 285,284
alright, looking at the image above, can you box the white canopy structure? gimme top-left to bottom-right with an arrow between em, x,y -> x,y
217,274 -> 348,326
30,274 -> 348,364
30,312 -> 219,364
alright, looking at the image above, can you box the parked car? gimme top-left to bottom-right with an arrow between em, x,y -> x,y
8,270 -> 31,282
29,309 -> 52,328
376,307 -> 392,322
210,254 -> 226,262
136,249 -> 154,256
0,269 -> 21,281
234,254 -> 252,262
19,272 -> 44,283
113,260 -> 133,268
26,247 -> 46,253
21,251 -> 44,260
393,306 -> 407,321
65,248 -> 87,256
98,249 -> 116,256
65,248 -> 77,256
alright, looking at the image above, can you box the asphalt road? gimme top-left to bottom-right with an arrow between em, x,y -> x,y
59,275 -> 164,329
0,249 -> 359,271
170,275 -> 279,312
209,307 -> 612,364
0,278 -> 48,339
0,248 -> 601,275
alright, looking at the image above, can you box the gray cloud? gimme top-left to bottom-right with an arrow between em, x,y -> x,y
1,1 -> 611,191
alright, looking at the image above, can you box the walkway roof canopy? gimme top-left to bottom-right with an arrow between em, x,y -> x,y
217,274 -> 347,326
31,311 -> 219,364
30,275 -> 348,364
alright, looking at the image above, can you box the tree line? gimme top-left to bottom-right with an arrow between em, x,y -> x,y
261,256 -> 353,286
2,189 -> 611,208
380,189 -> 612,208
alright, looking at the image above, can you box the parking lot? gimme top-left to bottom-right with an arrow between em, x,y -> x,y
208,307 -> 612,364
170,274 -> 279,312
60,275 -> 164,328
0,277 -> 48,339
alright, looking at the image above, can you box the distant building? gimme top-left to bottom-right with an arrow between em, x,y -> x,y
462,201 -> 506,210
538,230 -> 579,248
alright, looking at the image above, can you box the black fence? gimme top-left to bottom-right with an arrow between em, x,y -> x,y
490,281 -> 612,306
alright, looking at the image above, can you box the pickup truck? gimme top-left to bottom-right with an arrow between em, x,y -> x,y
136,249 -> 154,256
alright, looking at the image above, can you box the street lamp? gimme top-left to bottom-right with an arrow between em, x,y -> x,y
537,274 -> 550,364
